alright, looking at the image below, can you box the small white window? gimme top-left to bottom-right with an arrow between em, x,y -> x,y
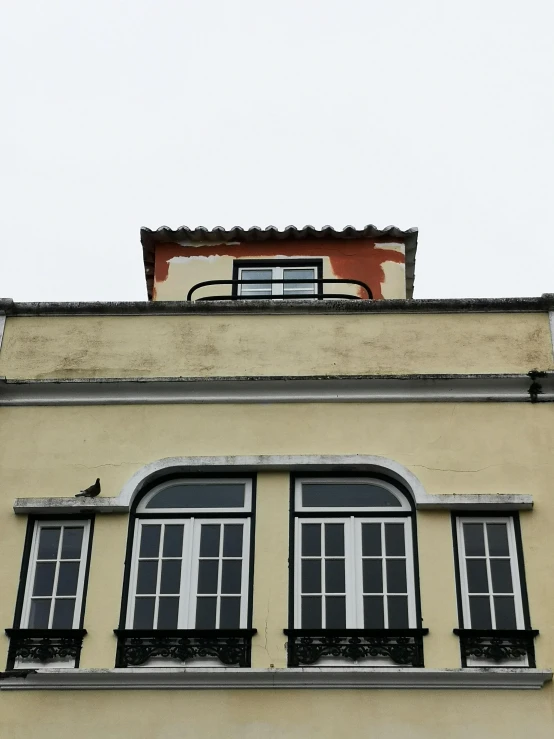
238,264 -> 317,297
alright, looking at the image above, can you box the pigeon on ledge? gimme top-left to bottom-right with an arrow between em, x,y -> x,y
75,478 -> 101,498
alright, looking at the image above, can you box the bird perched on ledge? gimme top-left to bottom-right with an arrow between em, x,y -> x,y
75,478 -> 101,498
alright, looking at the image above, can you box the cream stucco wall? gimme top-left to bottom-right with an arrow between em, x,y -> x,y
1,311 -> 551,379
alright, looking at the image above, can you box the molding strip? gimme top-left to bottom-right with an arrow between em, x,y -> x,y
2,374 -> 554,406
0,667 -> 551,691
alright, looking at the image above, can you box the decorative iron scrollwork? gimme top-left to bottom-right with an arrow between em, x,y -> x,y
284,629 -> 428,667
114,629 -> 257,668
5,629 -> 87,669
453,629 -> 539,667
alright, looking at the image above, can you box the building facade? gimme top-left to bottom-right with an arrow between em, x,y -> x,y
0,224 -> 553,738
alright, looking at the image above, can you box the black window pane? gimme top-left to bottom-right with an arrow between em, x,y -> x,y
61,528 -> 84,560
37,528 -> 60,560
302,560 -> 321,593
490,560 -> 513,594
363,559 -> 383,593
364,596 -> 385,628
463,523 -> 485,556
163,526 -> 184,558
199,525 -> 221,557
362,524 -> 382,556
494,597 -> 517,629
33,562 -> 56,596
324,524 -> 344,556
386,560 -> 407,594
145,484 -> 245,509
283,268 -> 316,295
29,599 -> 50,628
325,560 -> 345,593
469,596 -> 492,629
139,526 -> 161,558
157,597 -> 179,629
57,562 -> 80,596
195,598 -> 217,628
160,560 -> 181,594
302,483 -> 401,508
223,525 -> 243,557
302,524 -> 321,556
326,597 -> 346,628
388,596 -> 409,628
487,524 -> 510,557
221,561 -> 242,594
301,596 -> 322,628
133,598 -> 155,629
197,560 -> 219,594
220,598 -> 241,628
136,560 -> 158,595
52,598 -> 75,629
385,524 -> 405,556
466,560 -> 489,593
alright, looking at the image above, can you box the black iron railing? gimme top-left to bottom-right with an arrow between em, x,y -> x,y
5,628 -> 87,669
114,629 -> 257,668
284,629 -> 429,668
186,278 -> 373,301
453,629 -> 539,667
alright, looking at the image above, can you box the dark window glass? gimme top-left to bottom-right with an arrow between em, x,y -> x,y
57,562 -> 80,596
324,524 -> 344,556
469,596 -> 492,629
29,599 -> 50,629
363,559 -> 383,593
388,596 -> 409,628
494,597 -> 517,629
302,483 -> 401,508
463,523 -> 485,556
157,597 -> 179,629
386,560 -> 407,594
139,526 -> 161,558
302,560 -> 321,593
466,560 -> 489,593
364,596 -> 384,628
362,523 -> 382,556
283,268 -> 316,295
487,524 -> 510,557
220,598 -> 241,628
326,597 -> 346,628
195,598 -> 217,629
301,596 -> 322,628
223,525 -> 243,557
240,269 -> 273,296
146,484 -> 245,509
221,561 -> 242,594
163,526 -> 184,558
37,528 -> 60,560
490,560 -> 513,594
33,562 -> 56,596
302,524 -> 321,556
199,525 -> 221,558
61,528 -> 83,560
385,524 -> 405,556
52,598 -> 75,629
133,597 -> 155,629
197,561 -> 219,594
325,560 -> 345,593
136,561 -> 158,595
160,560 -> 181,594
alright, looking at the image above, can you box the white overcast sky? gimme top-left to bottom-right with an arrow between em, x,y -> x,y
1,1 -> 553,301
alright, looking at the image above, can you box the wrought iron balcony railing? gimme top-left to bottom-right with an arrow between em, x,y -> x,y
5,628 -> 87,669
187,278 -> 373,301
453,629 -> 539,667
284,629 -> 429,668
114,629 -> 257,668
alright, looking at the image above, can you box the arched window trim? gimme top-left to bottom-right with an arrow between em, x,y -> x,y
136,477 -> 253,514
294,476 -> 412,512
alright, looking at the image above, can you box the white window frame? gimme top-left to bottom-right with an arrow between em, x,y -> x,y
295,477 -> 411,513
238,264 -> 318,297
456,516 -> 525,630
20,520 -> 91,630
137,478 -> 252,514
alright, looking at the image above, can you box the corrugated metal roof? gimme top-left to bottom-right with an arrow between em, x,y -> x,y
140,225 -> 418,299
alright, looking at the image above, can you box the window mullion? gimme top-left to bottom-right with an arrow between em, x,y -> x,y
215,522 -> 224,629
482,523 -> 496,629
320,523 -> 326,629
381,522 -> 388,629
47,525 -> 64,629
349,517 -> 360,628
274,266 -> 283,296
183,519 -> 197,629
152,524 -> 164,629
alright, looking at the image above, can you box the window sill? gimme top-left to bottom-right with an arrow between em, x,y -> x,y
0,666 -> 550,691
